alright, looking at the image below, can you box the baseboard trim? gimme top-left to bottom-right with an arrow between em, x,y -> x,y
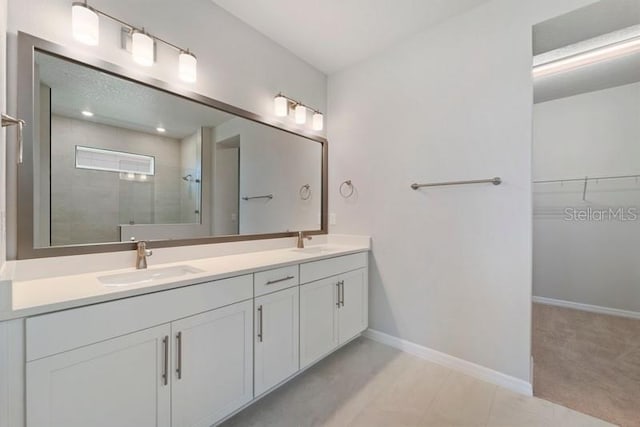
533,296 -> 640,320
363,329 -> 533,396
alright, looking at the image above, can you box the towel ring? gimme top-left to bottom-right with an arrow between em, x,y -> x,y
299,184 -> 311,200
339,180 -> 354,198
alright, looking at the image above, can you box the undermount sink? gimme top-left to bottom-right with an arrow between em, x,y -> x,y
98,265 -> 205,286
290,246 -> 339,254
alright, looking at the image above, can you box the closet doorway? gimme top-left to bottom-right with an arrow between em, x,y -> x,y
531,2 -> 640,426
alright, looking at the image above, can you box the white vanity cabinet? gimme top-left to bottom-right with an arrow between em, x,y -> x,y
299,253 -> 368,368
19,249 -> 369,427
337,268 -> 368,343
25,275 -> 254,427
27,300 -> 254,427
254,286 -> 300,396
171,301 -> 253,427
26,324 -> 172,427
299,276 -> 340,368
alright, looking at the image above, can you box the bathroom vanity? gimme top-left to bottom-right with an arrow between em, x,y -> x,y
0,30 -> 360,427
0,239 -> 369,427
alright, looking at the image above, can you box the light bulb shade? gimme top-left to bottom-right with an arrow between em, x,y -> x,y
274,95 -> 288,117
132,31 -> 154,67
295,105 -> 306,124
179,52 -> 197,83
312,112 -> 324,131
71,3 -> 99,46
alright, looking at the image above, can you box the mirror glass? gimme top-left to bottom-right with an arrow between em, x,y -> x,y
33,51 -> 323,248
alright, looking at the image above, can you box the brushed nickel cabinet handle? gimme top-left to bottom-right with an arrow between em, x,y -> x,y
336,283 -> 341,308
162,335 -> 169,386
266,275 -> 295,285
176,332 -> 182,380
340,280 -> 345,307
257,305 -> 263,342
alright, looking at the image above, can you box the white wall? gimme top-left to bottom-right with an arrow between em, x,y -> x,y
5,0 -> 327,259
0,0 -> 7,270
213,118 -> 322,234
533,82 -> 640,179
533,82 -> 640,313
213,143 -> 240,235
0,0 -> 8,270
327,0 -> 595,383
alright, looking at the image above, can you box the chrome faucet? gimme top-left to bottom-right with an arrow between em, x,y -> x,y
136,241 -> 153,269
297,231 -> 312,249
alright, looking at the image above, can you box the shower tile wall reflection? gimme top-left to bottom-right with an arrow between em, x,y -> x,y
50,116 -> 198,245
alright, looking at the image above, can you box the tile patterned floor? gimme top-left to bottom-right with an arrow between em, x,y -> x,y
221,337 -> 614,427
533,303 -> 640,427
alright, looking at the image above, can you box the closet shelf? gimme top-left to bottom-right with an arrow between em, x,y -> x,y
533,173 -> 640,184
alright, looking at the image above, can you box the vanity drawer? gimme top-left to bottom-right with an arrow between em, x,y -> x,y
26,274 -> 253,361
254,265 -> 299,296
300,252 -> 368,284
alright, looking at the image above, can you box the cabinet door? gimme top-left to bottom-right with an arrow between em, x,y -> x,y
254,287 -> 300,396
338,268 -> 368,344
171,300 -> 253,427
26,324 -> 171,427
300,277 -> 339,368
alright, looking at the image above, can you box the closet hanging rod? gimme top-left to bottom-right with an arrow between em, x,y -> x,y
242,194 -> 273,201
533,173 -> 640,184
411,177 -> 501,190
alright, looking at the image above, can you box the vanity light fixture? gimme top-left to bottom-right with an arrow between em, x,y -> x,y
273,92 -> 323,131
178,51 -> 197,83
69,2 -> 198,82
131,30 -> 154,67
71,2 -> 99,46
81,110 -> 94,117
274,94 -> 289,117
295,104 -> 307,124
533,33 -> 640,78
312,111 -> 324,131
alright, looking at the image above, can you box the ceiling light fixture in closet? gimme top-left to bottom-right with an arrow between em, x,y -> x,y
533,30 -> 640,78
272,93 -> 324,131
70,1 -> 198,83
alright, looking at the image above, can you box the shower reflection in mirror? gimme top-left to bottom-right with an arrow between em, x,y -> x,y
33,50 -> 322,248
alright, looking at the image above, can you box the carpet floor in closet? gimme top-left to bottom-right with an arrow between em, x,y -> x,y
533,303 -> 640,427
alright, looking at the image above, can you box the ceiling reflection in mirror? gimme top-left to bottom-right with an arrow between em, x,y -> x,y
33,51 -> 322,248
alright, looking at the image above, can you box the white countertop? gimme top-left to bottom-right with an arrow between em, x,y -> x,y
0,236 -> 370,321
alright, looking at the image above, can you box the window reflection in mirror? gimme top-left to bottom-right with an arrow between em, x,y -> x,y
33,51 -> 322,248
